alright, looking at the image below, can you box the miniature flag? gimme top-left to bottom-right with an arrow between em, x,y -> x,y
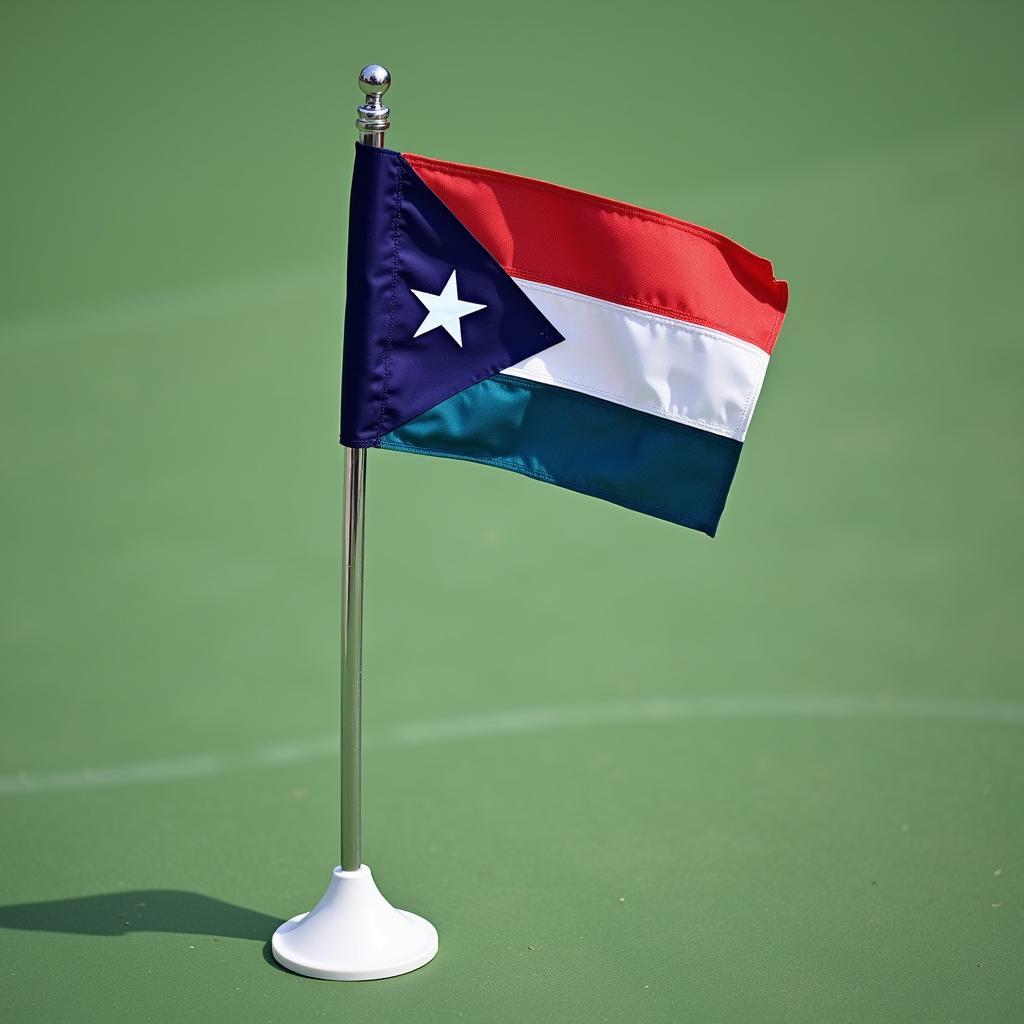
341,144 -> 788,536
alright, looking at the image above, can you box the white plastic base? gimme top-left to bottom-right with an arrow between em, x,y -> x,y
271,864 -> 438,981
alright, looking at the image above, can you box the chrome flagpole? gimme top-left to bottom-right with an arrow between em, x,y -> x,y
271,64 -> 438,981
340,63 -> 390,875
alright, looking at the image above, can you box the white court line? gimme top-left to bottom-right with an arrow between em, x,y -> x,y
2,695 -> 1023,797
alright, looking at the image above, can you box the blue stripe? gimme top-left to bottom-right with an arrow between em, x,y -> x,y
380,374 -> 742,536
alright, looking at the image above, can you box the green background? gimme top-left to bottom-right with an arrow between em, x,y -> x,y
2,1 -> 1022,1021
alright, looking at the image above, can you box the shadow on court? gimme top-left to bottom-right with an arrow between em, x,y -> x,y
0,891 -> 280,941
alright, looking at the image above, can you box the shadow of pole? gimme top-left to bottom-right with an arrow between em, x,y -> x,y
0,890 -> 281,941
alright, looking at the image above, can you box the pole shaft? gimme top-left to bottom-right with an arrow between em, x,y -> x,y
341,65 -> 391,871
340,445 -> 366,870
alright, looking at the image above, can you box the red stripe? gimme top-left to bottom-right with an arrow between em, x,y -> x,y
404,153 -> 788,354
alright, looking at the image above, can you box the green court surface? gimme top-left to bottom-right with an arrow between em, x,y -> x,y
2,2 -> 1023,1021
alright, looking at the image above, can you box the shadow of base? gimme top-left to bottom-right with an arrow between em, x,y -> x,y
262,938 -> 295,975
0,890 -> 281,941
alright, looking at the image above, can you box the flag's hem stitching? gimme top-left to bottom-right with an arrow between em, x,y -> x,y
374,154 -> 405,448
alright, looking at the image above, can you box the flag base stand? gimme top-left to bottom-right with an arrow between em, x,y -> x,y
271,864 -> 438,981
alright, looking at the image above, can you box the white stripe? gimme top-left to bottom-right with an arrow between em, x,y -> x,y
505,279 -> 770,441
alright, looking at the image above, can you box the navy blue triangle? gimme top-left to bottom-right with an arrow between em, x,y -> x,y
340,145 -> 564,447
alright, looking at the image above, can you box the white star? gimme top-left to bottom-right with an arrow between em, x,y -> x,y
410,270 -> 487,348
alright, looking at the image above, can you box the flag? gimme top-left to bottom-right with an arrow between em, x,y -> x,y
341,145 -> 788,536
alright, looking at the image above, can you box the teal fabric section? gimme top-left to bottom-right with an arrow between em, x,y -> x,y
380,374 -> 742,536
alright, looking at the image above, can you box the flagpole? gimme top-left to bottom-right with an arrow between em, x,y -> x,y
340,442 -> 365,872
271,64 -> 438,981
340,63 -> 389,875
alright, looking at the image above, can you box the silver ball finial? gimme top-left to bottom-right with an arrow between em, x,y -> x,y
358,64 -> 390,96
356,64 -> 390,142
